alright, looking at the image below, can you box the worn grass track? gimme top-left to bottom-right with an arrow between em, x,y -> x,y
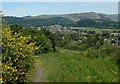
31,62 -> 44,82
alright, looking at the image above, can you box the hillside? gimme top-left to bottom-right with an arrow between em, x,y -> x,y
23,12 -> 118,22
3,12 -> 118,28
34,48 -> 118,82
3,16 -> 74,27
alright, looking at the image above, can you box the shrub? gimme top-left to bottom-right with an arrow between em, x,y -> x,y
84,44 -> 119,59
99,44 -> 117,56
22,29 -> 52,54
32,35 -> 52,54
2,28 -> 37,83
65,41 -> 79,50
78,44 -> 89,51
83,48 -> 107,58
84,48 -> 98,58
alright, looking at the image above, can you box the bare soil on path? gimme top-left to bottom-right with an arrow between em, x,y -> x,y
31,63 -> 44,82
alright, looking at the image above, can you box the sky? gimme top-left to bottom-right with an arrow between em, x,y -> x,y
2,0 -> 120,2
2,2 -> 118,17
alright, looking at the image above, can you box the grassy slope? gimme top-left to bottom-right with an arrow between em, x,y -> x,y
37,48 -> 118,82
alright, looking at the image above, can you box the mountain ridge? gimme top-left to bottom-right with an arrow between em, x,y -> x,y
3,12 -> 118,28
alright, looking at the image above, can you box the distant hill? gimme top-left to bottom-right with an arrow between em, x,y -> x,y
3,16 -> 74,27
23,12 -> 118,22
3,12 -> 118,28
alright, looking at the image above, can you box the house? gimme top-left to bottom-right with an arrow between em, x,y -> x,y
111,33 -> 120,37
49,25 -> 62,33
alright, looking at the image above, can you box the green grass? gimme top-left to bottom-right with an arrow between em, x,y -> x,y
37,48 -> 118,82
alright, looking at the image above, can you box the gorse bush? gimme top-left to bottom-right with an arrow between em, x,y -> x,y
2,28 -> 37,83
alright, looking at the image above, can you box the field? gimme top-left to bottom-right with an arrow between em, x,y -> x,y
35,48 -> 118,82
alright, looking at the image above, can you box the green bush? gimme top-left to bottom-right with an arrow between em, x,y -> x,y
83,44 -> 119,60
84,47 -> 109,58
33,35 -> 52,54
65,41 -> 79,50
22,29 -> 52,54
99,44 -> 118,56
77,42 -> 89,51
84,48 -> 100,58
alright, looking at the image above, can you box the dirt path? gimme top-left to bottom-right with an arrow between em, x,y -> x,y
31,63 -> 44,82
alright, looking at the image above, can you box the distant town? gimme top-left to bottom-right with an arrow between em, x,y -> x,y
24,24 -> 120,47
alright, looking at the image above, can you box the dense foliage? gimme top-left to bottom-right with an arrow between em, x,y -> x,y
2,27 -> 37,83
21,28 -> 52,54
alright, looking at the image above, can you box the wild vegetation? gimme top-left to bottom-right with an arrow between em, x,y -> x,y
2,25 -> 37,83
1,19 -> 119,82
38,48 -> 118,82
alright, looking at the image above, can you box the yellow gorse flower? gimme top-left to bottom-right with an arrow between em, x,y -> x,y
2,28 -> 37,83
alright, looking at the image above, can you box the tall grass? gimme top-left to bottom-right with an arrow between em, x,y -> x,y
37,49 -> 118,82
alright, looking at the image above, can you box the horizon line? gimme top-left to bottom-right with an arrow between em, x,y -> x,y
3,12 -> 118,17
